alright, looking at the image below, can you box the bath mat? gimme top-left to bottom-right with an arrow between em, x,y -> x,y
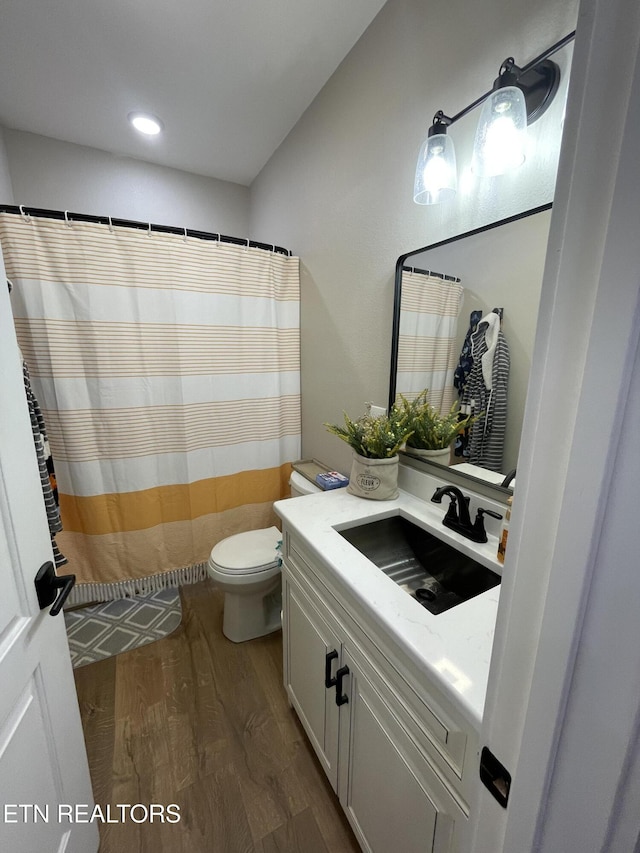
64,587 -> 182,668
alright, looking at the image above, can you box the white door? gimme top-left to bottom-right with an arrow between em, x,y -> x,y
0,256 -> 98,852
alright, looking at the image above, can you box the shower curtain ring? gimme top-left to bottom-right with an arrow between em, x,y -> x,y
108,216 -> 115,233
183,227 -> 188,243
147,222 -> 152,237
19,205 -> 31,222
64,210 -> 72,227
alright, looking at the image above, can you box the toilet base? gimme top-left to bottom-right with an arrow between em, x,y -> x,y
222,585 -> 282,643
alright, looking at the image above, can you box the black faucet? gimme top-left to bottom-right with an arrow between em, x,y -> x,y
501,468 -> 516,488
431,486 -> 502,543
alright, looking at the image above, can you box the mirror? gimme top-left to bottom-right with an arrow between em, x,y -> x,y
389,204 -> 553,494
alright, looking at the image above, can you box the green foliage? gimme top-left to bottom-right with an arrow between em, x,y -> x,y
397,389 -> 480,450
324,405 -> 414,459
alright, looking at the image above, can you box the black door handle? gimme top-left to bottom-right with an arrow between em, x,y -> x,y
34,561 -> 76,617
324,650 -> 339,688
335,665 -> 349,706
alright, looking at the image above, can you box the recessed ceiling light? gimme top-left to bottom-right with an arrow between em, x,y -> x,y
128,112 -> 164,135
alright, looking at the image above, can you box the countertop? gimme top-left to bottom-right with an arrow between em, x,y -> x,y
274,484 -> 502,730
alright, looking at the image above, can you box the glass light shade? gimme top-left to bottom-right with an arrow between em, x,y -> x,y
471,85 -> 527,177
413,132 -> 457,205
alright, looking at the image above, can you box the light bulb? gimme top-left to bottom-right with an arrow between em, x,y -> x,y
472,86 -> 526,177
128,112 -> 164,136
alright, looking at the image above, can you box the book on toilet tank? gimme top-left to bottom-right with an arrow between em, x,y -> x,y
315,471 -> 349,490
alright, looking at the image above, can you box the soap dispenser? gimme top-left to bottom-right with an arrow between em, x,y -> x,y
497,496 -> 512,564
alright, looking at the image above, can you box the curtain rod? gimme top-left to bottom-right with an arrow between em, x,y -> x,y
402,265 -> 461,282
0,205 -> 293,257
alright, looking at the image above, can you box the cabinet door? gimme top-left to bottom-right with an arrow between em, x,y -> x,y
283,575 -> 341,790
338,649 -> 462,853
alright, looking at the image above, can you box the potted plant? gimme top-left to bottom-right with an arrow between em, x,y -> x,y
398,389 -> 479,463
324,405 -> 413,500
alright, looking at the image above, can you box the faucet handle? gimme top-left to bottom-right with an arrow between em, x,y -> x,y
473,507 -> 503,543
477,508 -> 503,520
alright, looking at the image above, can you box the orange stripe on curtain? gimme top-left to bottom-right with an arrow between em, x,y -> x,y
56,502 -> 283,588
60,464 -> 292,534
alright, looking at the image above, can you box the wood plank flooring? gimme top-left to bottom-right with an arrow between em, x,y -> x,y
73,580 -> 360,853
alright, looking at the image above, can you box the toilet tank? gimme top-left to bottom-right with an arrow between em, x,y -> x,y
289,470 -> 321,497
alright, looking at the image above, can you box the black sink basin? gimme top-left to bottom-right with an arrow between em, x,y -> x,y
338,515 -> 500,615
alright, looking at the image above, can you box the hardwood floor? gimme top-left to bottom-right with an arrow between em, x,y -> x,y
73,580 -> 360,853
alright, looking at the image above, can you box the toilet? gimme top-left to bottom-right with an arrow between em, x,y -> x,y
207,471 -> 320,642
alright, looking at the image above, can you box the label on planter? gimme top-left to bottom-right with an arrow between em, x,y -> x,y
356,473 -> 381,491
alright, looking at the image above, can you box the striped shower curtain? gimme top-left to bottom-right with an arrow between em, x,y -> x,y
0,212 -> 300,602
395,269 -> 463,413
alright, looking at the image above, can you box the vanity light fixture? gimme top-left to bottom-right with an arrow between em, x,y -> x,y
128,112 -> 164,136
413,32 -> 572,205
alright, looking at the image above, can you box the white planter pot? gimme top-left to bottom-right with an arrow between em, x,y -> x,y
405,446 -> 451,465
347,453 -> 399,500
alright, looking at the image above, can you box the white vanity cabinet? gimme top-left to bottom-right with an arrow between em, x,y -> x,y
282,529 -> 477,853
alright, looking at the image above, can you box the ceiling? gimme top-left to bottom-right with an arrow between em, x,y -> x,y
0,0 -> 387,186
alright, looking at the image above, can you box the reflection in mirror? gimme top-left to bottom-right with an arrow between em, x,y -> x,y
389,204 -> 553,491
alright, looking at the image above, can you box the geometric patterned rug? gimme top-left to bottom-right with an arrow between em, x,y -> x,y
64,587 -> 182,668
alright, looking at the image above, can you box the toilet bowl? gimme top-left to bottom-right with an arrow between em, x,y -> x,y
207,471 -> 320,642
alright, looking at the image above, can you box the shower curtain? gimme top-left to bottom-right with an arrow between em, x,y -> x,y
0,212 -> 300,602
395,268 -> 463,413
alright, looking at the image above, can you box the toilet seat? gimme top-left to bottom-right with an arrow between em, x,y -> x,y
211,560 -> 279,577
209,526 -> 281,575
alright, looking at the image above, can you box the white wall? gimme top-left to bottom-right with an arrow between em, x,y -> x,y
0,128 -> 14,203
2,129 -> 250,235
250,0 -> 578,474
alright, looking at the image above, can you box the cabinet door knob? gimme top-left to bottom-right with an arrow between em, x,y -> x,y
324,650 -> 339,688
335,665 -> 350,706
